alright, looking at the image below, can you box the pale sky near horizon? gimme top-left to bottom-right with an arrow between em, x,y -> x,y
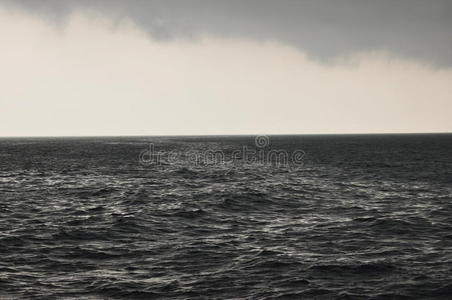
1,0 -> 452,136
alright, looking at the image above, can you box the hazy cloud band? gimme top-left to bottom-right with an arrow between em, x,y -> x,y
2,0 -> 452,67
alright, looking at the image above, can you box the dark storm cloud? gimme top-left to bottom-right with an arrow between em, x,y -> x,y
2,0 -> 452,66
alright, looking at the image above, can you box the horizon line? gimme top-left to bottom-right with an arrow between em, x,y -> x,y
1,131 -> 452,139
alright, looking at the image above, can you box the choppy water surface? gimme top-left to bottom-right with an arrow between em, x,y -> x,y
1,134 -> 452,299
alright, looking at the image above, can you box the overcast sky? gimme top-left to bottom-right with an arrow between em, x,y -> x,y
1,0 -> 451,136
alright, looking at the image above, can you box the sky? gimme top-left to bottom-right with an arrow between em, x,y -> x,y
1,0 -> 451,136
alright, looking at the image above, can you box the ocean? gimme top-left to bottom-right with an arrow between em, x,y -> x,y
1,134 -> 452,299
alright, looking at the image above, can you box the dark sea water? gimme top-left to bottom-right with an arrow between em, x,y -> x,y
1,134 -> 452,299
